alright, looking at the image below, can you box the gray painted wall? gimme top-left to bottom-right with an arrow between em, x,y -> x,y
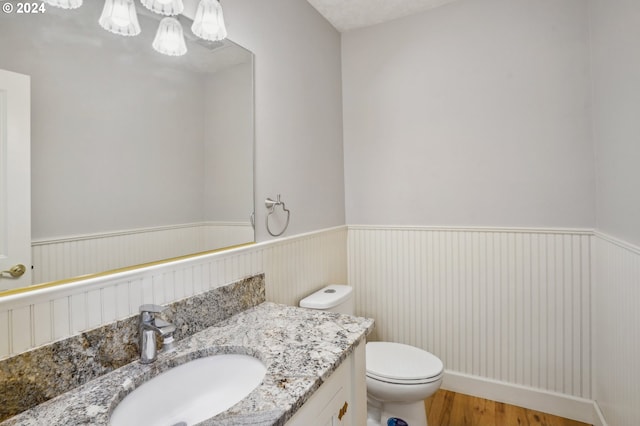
224,0 -> 346,240
2,0 -> 347,242
589,0 -> 640,247
0,4 -> 257,240
342,0 -> 595,228
0,9 -> 206,238
204,62 -> 254,223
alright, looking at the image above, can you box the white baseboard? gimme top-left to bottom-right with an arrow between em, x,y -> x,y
591,400 -> 608,426
441,370 -> 607,426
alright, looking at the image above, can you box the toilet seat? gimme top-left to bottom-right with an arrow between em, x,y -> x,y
366,342 -> 444,385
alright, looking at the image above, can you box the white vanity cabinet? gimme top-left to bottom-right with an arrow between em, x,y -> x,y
287,341 -> 366,426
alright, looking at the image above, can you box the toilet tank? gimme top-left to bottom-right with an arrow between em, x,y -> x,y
299,284 -> 354,315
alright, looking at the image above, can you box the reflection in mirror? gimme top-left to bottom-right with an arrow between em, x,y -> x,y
0,2 -> 255,293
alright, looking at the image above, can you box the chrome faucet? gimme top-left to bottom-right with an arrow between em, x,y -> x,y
139,304 -> 176,364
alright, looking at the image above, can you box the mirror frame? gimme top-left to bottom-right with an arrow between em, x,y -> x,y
0,241 -> 255,297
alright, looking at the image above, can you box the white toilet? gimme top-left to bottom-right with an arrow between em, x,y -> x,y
300,284 -> 444,426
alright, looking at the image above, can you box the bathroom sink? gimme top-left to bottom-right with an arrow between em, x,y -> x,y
110,354 -> 267,426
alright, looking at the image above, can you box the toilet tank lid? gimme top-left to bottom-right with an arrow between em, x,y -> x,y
299,284 -> 352,309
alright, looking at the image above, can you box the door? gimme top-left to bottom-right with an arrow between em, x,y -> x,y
0,69 -> 31,291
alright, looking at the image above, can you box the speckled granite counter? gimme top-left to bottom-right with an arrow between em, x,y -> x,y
0,275 -> 266,421
2,302 -> 374,426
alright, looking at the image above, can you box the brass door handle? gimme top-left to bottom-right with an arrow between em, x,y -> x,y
338,401 -> 348,421
2,264 -> 26,278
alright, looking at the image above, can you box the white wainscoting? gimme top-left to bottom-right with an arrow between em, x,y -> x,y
9,223 -> 639,425
31,222 -> 254,284
592,233 -> 640,426
347,226 -> 598,423
0,226 -> 347,359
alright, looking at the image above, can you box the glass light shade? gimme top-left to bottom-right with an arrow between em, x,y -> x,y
152,18 -> 187,56
99,0 -> 141,37
191,0 -> 227,42
43,0 -> 82,9
141,0 -> 184,16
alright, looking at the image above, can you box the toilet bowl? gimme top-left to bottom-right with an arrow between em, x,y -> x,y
300,285 -> 444,426
366,341 -> 443,426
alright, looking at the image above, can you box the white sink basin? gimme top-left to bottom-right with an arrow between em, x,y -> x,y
110,354 -> 267,426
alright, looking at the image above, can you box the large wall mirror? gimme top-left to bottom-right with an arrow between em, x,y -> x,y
0,2 -> 255,294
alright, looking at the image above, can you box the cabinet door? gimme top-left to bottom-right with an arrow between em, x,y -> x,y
287,341 -> 365,426
287,381 -> 348,425
286,353 -> 350,425
319,386 -> 346,426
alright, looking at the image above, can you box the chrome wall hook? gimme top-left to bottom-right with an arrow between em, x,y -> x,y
265,194 -> 290,237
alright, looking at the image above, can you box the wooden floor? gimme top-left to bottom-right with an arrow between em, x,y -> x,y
424,390 -> 591,426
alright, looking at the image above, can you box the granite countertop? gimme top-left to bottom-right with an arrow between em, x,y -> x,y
2,302 -> 374,426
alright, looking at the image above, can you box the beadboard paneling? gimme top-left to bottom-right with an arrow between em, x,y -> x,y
593,233 -> 640,425
0,226 -> 347,359
348,226 -> 592,399
31,222 -> 254,284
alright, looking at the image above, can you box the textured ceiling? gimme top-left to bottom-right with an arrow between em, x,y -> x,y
306,0 -> 459,32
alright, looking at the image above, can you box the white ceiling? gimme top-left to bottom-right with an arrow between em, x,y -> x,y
306,0 -> 459,32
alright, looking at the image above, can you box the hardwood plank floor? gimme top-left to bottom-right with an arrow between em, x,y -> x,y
424,390 -> 591,426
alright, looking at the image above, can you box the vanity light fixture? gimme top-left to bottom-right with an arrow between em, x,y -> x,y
192,0 -> 228,42
47,0 -> 228,56
99,0 -> 142,37
152,17 -> 187,56
43,0 -> 83,9
141,0 -> 184,16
